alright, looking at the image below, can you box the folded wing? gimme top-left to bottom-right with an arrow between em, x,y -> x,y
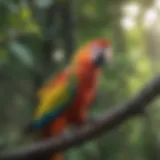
32,72 -> 78,129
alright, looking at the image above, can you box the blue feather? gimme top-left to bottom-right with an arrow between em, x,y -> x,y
32,77 -> 77,129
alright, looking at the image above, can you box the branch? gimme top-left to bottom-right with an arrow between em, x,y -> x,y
1,76 -> 160,160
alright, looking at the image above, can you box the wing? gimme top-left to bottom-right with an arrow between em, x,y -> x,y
32,72 -> 78,129
37,72 -> 65,99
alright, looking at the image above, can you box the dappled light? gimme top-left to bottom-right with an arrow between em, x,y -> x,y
144,8 -> 158,28
121,16 -> 136,30
122,2 -> 140,17
154,0 -> 160,9
121,1 -> 160,29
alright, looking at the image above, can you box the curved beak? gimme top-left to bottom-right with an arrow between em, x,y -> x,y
94,47 -> 112,66
94,52 -> 105,66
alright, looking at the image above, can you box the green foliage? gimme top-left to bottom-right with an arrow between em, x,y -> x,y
0,0 -> 159,160
9,41 -> 34,68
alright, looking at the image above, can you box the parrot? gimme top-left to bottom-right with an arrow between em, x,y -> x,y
26,39 -> 112,160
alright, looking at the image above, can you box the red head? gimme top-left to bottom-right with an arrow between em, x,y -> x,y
72,39 -> 112,69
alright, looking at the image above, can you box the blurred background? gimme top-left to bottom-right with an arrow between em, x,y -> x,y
0,0 -> 160,159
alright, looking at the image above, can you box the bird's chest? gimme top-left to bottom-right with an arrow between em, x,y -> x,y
73,74 -> 97,107
64,76 -> 96,123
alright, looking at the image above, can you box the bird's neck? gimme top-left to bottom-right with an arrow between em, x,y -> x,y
71,61 -> 100,82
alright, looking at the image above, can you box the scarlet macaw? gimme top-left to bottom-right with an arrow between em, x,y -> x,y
28,39 -> 112,160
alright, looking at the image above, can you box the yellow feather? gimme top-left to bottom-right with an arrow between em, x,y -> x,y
34,82 -> 69,120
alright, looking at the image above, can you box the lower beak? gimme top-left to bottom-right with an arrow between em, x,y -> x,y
94,53 -> 105,66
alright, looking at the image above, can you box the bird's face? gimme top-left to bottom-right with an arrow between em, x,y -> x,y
90,39 -> 112,67
72,39 -> 112,70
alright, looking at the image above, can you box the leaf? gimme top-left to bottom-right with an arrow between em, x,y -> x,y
9,41 -> 34,68
20,7 -> 32,20
34,0 -> 54,8
0,48 -> 8,67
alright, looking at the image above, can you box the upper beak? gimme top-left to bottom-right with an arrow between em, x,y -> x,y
94,47 -> 112,66
94,52 -> 105,66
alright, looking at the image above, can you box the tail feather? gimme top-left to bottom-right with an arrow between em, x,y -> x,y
50,153 -> 64,160
37,153 -> 63,160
